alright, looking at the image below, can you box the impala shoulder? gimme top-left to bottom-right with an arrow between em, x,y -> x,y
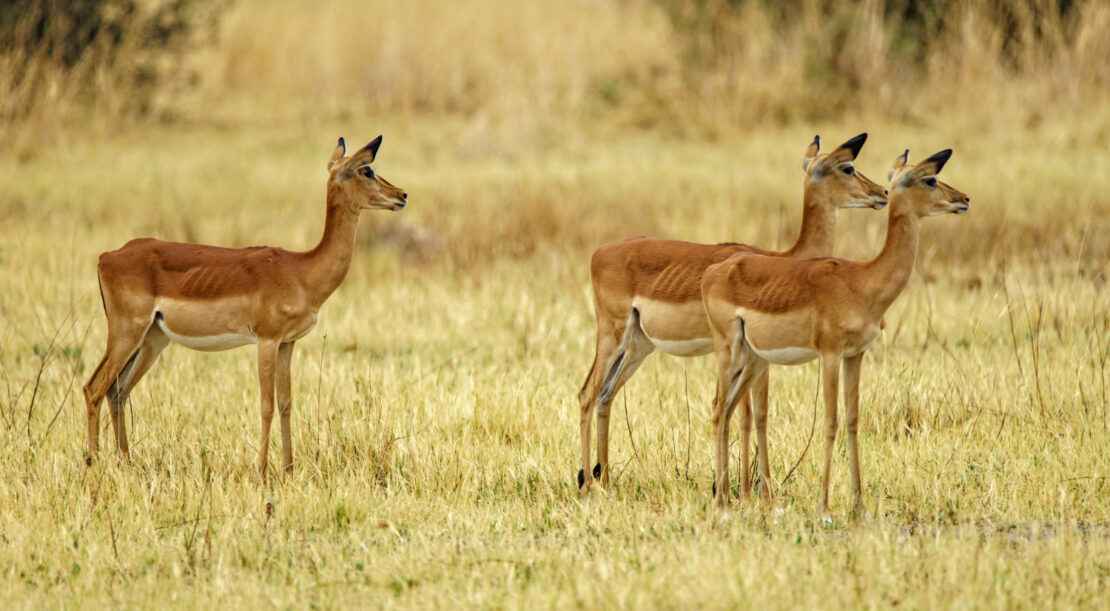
701,254 -> 742,286
98,237 -> 160,270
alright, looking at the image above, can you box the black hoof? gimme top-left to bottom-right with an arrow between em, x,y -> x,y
593,463 -> 602,479
85,455 -> 92,467
712,481 -> 717,496
577,469 -> 585,488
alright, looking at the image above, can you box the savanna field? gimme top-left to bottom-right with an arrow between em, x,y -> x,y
1,1 -> 1109,608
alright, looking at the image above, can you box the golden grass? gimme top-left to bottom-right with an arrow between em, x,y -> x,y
1,0 -> 1109,608
1,114 -> 1108,608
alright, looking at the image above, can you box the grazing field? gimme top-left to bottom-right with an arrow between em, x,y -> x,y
2,117 -> 1108,609
2,0 -> 1110,609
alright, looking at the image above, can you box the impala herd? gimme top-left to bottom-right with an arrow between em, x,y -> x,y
82,132 -> 968,515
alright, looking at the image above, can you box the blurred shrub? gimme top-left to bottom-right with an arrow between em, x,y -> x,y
0,0 -> 223,124
3,0 -> 1110,141
644,0 -> 1108,132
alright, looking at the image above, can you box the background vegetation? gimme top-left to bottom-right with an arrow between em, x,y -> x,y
1,0 -> 1108,608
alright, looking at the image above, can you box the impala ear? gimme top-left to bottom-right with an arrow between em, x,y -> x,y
802,134 -> 820,172
356,134 -> 383,163
888,148 -> 909,182
911,148 -> 953,178
827,132 -> 867,164
328,137 -> 346,171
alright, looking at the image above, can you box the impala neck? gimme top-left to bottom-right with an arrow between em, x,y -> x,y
304,184 -> 361,306
864,204 -> 919,315
784,188 -> 837,257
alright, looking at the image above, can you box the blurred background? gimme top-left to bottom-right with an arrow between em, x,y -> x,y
5,0 -> 1110,136
2,5 -> 1109,607
2,0 -> 1108,270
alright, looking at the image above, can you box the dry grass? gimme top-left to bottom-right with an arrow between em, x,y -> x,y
1,116 -> 1108,608
1,0 -> 1110,608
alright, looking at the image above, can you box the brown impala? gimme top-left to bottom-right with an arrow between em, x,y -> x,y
82,135 -> 407,478
701,148 -> 969,512
577,133 -> 887,495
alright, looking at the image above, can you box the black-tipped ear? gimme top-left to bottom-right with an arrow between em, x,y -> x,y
328,137 -> 347,171
359,134 -> 383,161
837,132 -> 868,160
802,134 -> 821,172
923,148 -> 953,174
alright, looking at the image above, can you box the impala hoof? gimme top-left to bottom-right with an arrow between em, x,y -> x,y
577,469 -> 586,489
592,463 -> 602,479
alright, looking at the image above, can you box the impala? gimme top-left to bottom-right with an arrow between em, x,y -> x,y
701,148 -> 969,512
577,133 -> 888,494
82,135 -> 407,478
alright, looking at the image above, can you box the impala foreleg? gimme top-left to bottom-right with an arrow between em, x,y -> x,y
842,353 -> 865,516
256,340 -> 280,481
276,342 -> 295,474
819,354 -> 842,516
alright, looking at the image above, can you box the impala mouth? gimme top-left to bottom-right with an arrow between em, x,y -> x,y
847,197 -> 887,210
391,199 -> 407,211
952,202 -> 969,214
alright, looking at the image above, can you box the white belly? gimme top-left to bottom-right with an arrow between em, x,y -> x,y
751,345 -> 818,365
157,318 -> 256,352
647,336 -> 713,356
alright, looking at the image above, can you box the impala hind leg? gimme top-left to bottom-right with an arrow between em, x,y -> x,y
738,391 -> 753,500
105,326 -> 169,458
751,370 -> 773,502
577,309 -> 653,493
711,319 -> 767,508
83,316 -> 153,463
593,310 -> 654,489
578,325 -> 620,494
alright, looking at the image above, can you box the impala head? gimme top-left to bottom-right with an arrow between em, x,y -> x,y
802,132 -> 888,210
888,148 -> 970,217
326,135 -> 408,212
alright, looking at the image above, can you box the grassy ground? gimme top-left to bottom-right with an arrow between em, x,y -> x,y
0,114 -> 1108,608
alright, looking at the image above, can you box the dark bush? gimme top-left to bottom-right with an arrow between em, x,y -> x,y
0,0 -> 224,118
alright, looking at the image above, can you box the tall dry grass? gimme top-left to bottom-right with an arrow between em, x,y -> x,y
1,121 -> 1108,608
1,2 -> 1109,608
5,0 -> 1110,145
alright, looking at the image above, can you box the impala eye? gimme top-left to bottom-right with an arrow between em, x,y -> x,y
841,165 -> 855,175
360,166 -> 375,179
923,177 -> 937,188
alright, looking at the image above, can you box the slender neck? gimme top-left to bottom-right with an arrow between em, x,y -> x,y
863,204 -> 920,315
303,184 -> 361,306
784,187 -> 837,257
